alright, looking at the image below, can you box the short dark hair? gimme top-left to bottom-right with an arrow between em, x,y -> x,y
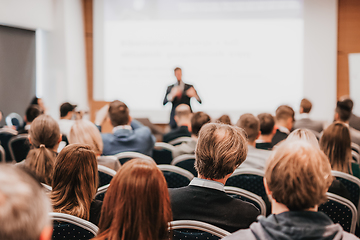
336,98 -> 353,122
108,100 -> 130,127
257,113 -> 275,135
195,123 -> 248,179
300,98 -> 312,113
276,105 -> 295,121
236,114 -> 260,142
191,112 -> 211,136
25,105 -> 42,123
60,102 -> 77,118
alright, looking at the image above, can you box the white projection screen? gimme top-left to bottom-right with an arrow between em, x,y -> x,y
94,0 -> 304,123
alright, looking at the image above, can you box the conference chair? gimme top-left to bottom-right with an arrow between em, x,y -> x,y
97,155 -> 120,172
0,128 -> 17,161
158,165 -> 194,188
319,192 -> 358,234
352,143 -> 360,154
41,183 -> 52,193
98,165 -> 116,187
171,154 -> 197,176
0,145 -> 5,163
170,220 -> 231,240
224,186 -> 267,216
225,168 -> 271,215
8,134 -> 30,162
152,142 -> 175,165
95,184 -> 109,201
352,151 -> 360,164
115,151 -> 154,165
5,112 -> 24,130
50,212 -> 98,240
169,137 -> 193,146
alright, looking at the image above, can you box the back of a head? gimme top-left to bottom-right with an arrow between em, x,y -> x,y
336,97 -> 353,122
286,129 -> 319,148
51,144 -> 98,221
320,122 -> 351,173
191,112 -> 211,136
275,105 -> 295,122
257,113 -> 275,135
108,100 -> 129,127
300,98 -> 312,113
195,123 -> 248,180
96,158 -> 172,240
265,140 -> 332,211
175,104 -> 192,120
236,113 -> 260,142
60,102 -> 76,118
216,115 -> 232,125
69,119 -> 104,155
0,165 -> 52,240
26,104 -> 42,123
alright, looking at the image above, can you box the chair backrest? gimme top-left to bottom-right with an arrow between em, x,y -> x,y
169,137 -> 193,146
170,220 -> 231,240
0,145 -> 5,163
352,142 -> 360,154
5,112 -> 24,130
171,154 -> 197,176
95,184 -> 109,201
331,170 -> 360,210
158,165 -> 194,188
8,134 -> 30,162
224,186 -> 267,216
115,151 -> 154,165
0,129 -> 17,161
352,151 -> 360,164
97,155 -> 121,171
318,192 -> 358,234
98,165 -> 117,187
50,212 -> 98,240
152,142 -> 175,165
41,183 -> 52,192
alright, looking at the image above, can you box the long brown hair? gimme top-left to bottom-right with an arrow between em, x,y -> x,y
94,158 -> 172,240
26,115 -> 60,185
320,122 -> 352,174
51,144 -> 98,221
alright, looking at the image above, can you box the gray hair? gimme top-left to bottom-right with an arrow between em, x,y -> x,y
0,165 -> 52,240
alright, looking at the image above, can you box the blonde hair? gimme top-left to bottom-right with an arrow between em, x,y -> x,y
69,119 -> 103,155
286,129 -> 319,148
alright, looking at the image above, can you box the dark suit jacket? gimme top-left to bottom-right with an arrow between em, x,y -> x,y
169,185 -> 260,233
271,129 -> 288,146
163,83 -> 201,129
256,142 -> 273,150
163,126 -> 191,143
350,114 -> 360,132
293,118 -> 323,133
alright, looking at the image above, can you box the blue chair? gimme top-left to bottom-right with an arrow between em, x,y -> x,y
152,142 -> 175,165
170,220 -> 231,240
171,154 -> 197,176
115,151 -> 154,165
5,113 -> 24,130
158,165 -> 194,188
8,134 -> 30,162
98,165 -> 116,187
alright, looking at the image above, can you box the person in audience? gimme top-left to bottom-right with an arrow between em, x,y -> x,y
320,122 -> 360,179
256,113 -> 275,150
293,98 -> 323,133
163,104 -> 192,143
217,114 -> 232,125
342,96 -> 360,131
18,104 -> 43,134
69,119 -> 120,171
19,115 -> 61,185
96,100 -> 156,156
335,96 -> 360,146
286,128 -> 319,148
223,140 -> 359,240
30,96 -> 46,113
169,123 -> 259,233
0,165 -> 53,240
93,158 -> 172,240
172,111 -> 211,158
237,114 -> 272,171
58,102 -> 77,137
51,144 -> 102,225
271,105 -> 294,146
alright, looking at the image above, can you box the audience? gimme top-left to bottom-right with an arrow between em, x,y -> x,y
58,102 -> 77,137
172,111 -> 211,158
18,104 -> 42,134
51,144 -> 102,225
256,113 -> 275,150
217,114 -> 232,125
169,123 -> 259,233
94,158 -> 172,240
0,165 -> 53,240
271,105 -> 294,146
30,96 -> 46,113
293,98 -> 323,133
347,97 -> 360,131
163,104 -> 192,143
237,114 -> 271,171
69,119 -> 120,171
224,140 -> 358,240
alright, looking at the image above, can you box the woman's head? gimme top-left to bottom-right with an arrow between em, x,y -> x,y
286,129 -> 319,148
96,158 -> 172,240
69,119 -> 103,155
320,122 -> 352,173
51,144 -> 98,221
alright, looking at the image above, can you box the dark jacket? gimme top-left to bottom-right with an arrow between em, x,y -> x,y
163,125 -> 191,143
271,129 -> 288,146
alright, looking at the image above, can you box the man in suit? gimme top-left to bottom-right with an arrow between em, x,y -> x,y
237,114 -> 272,171
162,104 -> 192,143
163,67 -> 201,129
271,105 -> 294,146
100,100 -> 155,156
169,123 -> 260,233
256,113 -> 275,150
293,98 -> 323,133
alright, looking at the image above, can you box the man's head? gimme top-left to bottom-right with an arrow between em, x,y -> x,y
335,96 -> 353,122
191,112 -> 211,137
300,98 -> 312,114
25,105 -> 43,124
174,67 -> 182,81
265,140 -> 332,211
195,123 -> 248,180
108,100 -> 130,127
257,113 -> 275,136
236,114 -> 260,144
275,105 -> 295,131
174,104 -> 192,126
60,102 -> 77,119
0,165 -> 53,240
